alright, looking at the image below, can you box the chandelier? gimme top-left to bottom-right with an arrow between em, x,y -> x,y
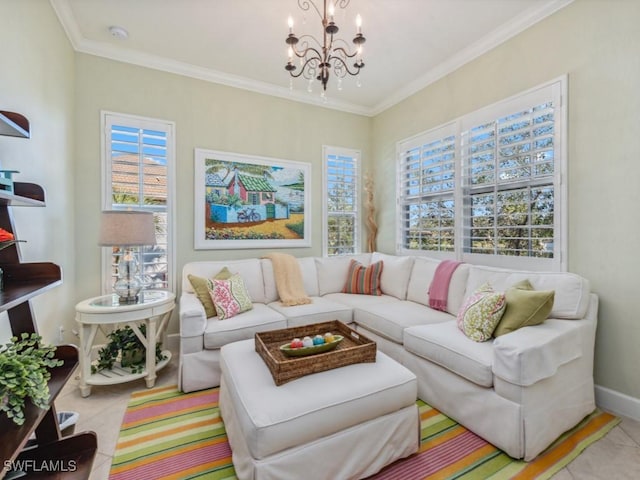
285,0 -> 366,94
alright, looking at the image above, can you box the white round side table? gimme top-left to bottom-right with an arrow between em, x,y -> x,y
75,289 -> 175,397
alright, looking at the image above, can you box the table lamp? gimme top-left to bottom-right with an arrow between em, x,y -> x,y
98,210 -> 156,304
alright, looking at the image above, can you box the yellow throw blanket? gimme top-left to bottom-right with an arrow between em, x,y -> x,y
263,252 -> 312,306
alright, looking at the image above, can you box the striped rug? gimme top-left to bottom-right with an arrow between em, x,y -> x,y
110,386 -> 619,480
370,400 -> 619,479
109,386 -> 233,479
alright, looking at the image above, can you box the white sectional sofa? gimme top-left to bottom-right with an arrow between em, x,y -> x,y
178,252 -> 597,461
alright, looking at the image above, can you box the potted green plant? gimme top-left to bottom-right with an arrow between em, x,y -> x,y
92,324 -> 166,374
0,333 -> 63,426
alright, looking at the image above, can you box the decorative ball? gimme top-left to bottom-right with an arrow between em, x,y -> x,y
302,336 -> 314,347
313,335 -> 325,345
290,338 -> 303,349
324,332 -> 335,343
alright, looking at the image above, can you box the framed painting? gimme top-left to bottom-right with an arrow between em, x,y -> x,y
194,148 -> 311,249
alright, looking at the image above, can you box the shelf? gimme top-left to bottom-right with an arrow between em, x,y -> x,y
0,111 -> 30,139
0,263 -> 62,313
12,432 -> 97,479
0,170 -> 95,478
86,350 -> 172,386
0,183 -> 46,206
0,346 -> 79,477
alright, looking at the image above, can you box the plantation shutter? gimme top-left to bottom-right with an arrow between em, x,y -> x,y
397,123 -> 457,253
460,82 -> 560,262
324,147 -> 360,256
103,113 -> 174,292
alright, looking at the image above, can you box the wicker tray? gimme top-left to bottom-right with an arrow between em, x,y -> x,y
255,320 -> 376,386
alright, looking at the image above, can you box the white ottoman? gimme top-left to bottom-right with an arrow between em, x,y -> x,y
219,339 -> 419,480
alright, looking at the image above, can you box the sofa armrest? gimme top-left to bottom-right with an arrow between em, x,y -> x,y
492,318 -> 592,386
179,292 -> 208,338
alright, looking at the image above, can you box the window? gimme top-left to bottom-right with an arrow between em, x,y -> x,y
398,123 -> 457,253
102,112 -> 175,293
397,78 -> 566,271
323,146 -> 360,256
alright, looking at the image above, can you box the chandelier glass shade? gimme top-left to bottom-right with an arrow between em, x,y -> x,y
285,0 -> 366,93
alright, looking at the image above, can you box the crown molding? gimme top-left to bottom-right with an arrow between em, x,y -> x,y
49,0 -> 83,49
76,36 -> 372,116
369,0 -> 574,116
50,0 -> 574,118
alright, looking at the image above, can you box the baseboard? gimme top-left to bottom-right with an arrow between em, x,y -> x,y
595,384 -> 640,421
165,332 -> 180,352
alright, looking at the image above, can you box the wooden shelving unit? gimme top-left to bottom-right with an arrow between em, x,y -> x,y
0,111 -> 30,139
0,115 -> 97,479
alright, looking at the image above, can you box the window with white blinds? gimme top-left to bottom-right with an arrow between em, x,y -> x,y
398,123 -> 456,253
102,112 -> 175,293
397,78 -> 566,270
323,146 -> 360,256
462,102 -> 556,259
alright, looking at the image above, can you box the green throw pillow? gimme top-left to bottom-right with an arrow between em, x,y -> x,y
493,279 -> 555,337
187,267 -> 234,319
213,266 -> 233,281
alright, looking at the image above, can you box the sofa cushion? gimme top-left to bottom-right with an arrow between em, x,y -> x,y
355,300 -> 452,344
465,266 -> 589,319
371,252 -> 414,300
342,259 -> 383,295
220,339 -> 417,459
403,321 -> 495,387
406,257 -> 470,316
210,274 -> 254,320
262,257 -> 319,302
457,283 -> 506,342
494,280 -> 555,337
315,254 -> 372,296
268,297 -> 352,327
323,292 -> 399,310
203,304 -> 287,349
183,259 -> 266,304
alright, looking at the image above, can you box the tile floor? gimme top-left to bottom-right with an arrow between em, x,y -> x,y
55,352 -> 640,480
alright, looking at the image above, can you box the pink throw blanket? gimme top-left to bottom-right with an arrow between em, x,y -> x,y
428,260 -> 463,311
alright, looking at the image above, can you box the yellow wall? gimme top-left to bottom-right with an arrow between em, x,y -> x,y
372,0 -> 640,399
73,53 -> 371,306
0,0 -> 76,343
3,0 -> 640,404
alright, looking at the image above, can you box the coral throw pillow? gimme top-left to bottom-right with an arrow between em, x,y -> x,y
187,267 -> 234,318
342,259 -> 383,296
457,283 -> 506,342
493,279 -> 555,337
210,273 -> 253,320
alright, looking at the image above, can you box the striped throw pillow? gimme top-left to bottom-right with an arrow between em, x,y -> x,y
342,259 -> 384,296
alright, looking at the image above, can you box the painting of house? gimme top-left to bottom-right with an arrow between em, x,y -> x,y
204,173 -> 227,199
229,174 -> 276,205
195,148 -> 311,249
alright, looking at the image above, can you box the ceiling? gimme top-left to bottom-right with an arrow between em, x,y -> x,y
50,0 -> 572,116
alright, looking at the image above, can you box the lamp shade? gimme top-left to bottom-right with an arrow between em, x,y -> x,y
98,210 -> 157,246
